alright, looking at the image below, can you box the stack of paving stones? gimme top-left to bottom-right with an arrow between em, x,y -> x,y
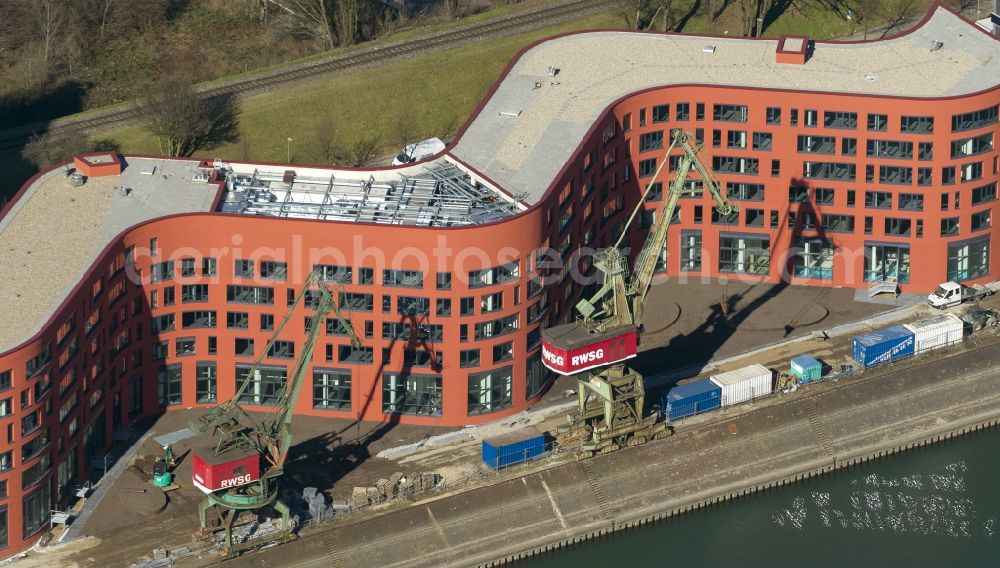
350,472 -> 442,509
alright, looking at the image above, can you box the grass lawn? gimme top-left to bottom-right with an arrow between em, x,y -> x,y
2,0 -> 943,196
104,11 -> 626,165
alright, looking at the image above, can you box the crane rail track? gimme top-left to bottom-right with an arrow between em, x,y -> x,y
0,0 -> 615,153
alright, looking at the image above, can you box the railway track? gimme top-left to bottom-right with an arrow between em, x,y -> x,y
0,0 -> 615,152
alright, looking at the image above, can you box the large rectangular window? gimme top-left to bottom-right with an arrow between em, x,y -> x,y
727,182 -> 764,201
823,111 -> 857,129
468,367 -> 513,415
468,262 -> 518,288
235,365 -> 287,406
226,285 -> 274,305
383,269 -> 423,288
972,182 -> 997,205
803,161 -> 855,181
793,238 -> 833,279
865,244 -> 910,284
313,369 -> 351,410
947,237 -> 990,282
157,364 -> 182,406
182,310 -> 216,329
952,106 -> 998,132
951,133 -> 993,158
901,116 -> 934,133
382,373 -> 442,416
866,139 -> 913,159
713,104 -> 748,122
719,233 -> 770,275
475,314 -> 519,340
22,483 -> 50,539
638,131 -> 663,152
712,156 -> 758,175
313,264 -> 352,284
196,363 -> 217,403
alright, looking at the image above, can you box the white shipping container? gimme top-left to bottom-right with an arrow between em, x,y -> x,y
710,363 -> 772,407
904,313 -> 964,355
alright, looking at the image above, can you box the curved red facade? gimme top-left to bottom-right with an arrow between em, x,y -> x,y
0,2 -> 997,554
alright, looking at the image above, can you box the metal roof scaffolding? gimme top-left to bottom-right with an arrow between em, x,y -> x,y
218,162 -> 520,226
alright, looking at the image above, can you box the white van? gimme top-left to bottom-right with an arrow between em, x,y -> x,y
392,137 -> 446,165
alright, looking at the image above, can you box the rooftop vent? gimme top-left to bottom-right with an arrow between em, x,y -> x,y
776,35 -> 809,65
865,74 -> 877,82
702,45 -> 716,53
930,40 -> 944,52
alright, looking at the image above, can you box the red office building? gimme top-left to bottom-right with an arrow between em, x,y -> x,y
0,3 -> 996,555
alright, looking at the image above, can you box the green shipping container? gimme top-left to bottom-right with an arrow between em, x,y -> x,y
790,355 -> 822,383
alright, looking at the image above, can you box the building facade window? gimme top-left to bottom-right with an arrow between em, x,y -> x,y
22,484 -> 50,539
680,231 -> 702,271
236,365 -> 287,406
157,364 -> 182,406
196,363 -> 217,403
865,244 -> 910,284
382,373 -> 442,416
793,238 -> 833,279
468,367 -> 513,415
313,369 -> 351,410
719,233 -> 770,275
947,237 -> 990,282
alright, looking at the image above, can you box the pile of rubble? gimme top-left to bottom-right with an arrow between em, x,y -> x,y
350,472 -> 441,509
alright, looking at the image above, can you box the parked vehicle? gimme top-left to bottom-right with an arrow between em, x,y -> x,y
962,305 -> 1000,331
391,137 -> 446,165
927,281 -> 994,309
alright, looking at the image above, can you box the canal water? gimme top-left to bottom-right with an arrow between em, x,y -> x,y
520,427 -> 1000,567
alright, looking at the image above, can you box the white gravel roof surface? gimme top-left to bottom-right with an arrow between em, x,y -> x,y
450,6 -> 1000,203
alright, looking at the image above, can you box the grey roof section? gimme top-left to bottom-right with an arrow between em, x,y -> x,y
0,158 -> 217,353
450,6 -> 1000,204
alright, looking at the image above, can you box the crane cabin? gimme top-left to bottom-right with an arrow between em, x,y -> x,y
191,442 -> 261,494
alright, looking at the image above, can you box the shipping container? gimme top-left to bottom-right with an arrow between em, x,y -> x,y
904,313 -> 964,355
710,364 -> 773,407
661,378 -> 721,421
482,427 -> 545,470
790,355 -> 822,383
852,325 -> 915,368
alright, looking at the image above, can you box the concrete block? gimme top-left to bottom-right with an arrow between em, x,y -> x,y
375,478 -> 390,497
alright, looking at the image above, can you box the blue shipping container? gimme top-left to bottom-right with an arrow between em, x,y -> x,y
482,427 -> 545,470
662,378 -> 722,421
852,325 -> 915,368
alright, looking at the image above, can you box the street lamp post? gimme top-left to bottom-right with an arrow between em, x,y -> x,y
287,137 -> 293,163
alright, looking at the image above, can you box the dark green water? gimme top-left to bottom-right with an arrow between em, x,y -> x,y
520,428 -> 1000,568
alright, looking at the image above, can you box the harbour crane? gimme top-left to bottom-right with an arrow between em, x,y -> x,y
542,130 -> 737,456
188,270 -> 361,556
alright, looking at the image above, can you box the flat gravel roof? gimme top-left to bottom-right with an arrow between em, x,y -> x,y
451,6 -> 1000,203
0,158 -> 217,352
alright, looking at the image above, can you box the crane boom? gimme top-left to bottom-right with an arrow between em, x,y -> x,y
630,130 -> 736,326
541,129 -> 735,376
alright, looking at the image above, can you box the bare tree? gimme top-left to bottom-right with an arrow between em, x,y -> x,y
30,0 -> 67,75
946,0 -> 978,12
336,0 -> 363,46
272,0 -> 338,50
21,129 -> 105,169
313,116 -> 339,165
736,0 -> 765,37
141,77 -> 241,157
348,134 -> 381,167
878,0 -> 922,38
617,0 -> 680,30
